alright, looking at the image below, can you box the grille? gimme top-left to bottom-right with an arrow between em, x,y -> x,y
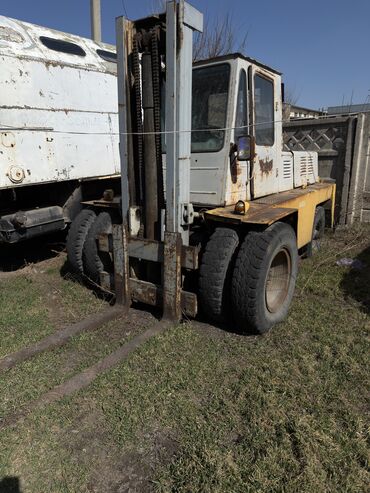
283,158 -> 292,179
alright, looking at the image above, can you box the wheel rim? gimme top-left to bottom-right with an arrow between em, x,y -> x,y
265,248 -> 291,313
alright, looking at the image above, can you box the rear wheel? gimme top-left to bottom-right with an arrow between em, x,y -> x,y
307,206 -> 326,256
83,212 -> 113,284
199,227 -> 239,324
231,222 -> 298,334
66,209 -> 96,274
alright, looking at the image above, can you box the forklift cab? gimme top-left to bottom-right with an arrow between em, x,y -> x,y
190,53 -> 284,207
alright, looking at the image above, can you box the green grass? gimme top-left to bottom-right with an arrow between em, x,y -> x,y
0,227 -> 369,492
0,264 -> 103,358
0,276 -> 53,358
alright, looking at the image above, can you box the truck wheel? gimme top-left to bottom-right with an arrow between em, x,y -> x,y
308,206 -> 326,256
66,209 -> 96,274
199,227 -> 239,323
231,222 -> 298,334
83,212 -> 113,284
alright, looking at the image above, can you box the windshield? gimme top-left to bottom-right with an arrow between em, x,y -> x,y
191,63 -> 230,153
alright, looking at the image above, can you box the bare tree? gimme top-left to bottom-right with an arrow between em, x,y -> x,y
282,86 -> 301,120
150,1 -> 248,61
284,86 -> 300,106
193,13 -> 248,61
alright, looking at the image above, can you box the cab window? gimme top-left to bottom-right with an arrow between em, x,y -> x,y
235,69 -> 248,140
254,74 -> 274,146
191,63 -> 230,152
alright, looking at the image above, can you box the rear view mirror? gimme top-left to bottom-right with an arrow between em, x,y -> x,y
237,135 -> 255,161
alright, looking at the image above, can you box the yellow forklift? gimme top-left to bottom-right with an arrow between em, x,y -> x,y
67,1 -> 335,334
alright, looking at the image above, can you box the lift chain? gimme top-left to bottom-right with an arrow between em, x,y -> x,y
150,27 -> 165,211
132,32 -> 144,205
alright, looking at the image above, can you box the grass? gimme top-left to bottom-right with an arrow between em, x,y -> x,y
0,226 -> 369,492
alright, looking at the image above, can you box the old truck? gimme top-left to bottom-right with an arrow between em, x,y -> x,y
67,1 -> 336,334
0,15 -> 120,245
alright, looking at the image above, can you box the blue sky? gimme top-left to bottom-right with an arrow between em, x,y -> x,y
1,0 -> 369,110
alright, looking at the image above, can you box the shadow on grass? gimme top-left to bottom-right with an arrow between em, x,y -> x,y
60,259 -> 164,323
340,245 -> 370,314
0,477 -> 22,493
60,258 -> 115,305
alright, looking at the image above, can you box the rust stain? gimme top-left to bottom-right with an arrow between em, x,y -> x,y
230,160 -> 240,184
44,59 -> 65,70
0,26 -> 24,43
259,158 -> 273,176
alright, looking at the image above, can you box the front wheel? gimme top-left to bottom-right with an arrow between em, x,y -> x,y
198,227 -> 239,324
231,222 -> 298,334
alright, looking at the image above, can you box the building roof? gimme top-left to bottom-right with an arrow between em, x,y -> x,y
327,103 -> 370,115
288,104 -> 324,115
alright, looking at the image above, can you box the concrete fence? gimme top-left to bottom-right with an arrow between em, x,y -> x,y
283,113 -> 370,224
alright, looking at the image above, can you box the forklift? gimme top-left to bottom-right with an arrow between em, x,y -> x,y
67,0 -> 335,334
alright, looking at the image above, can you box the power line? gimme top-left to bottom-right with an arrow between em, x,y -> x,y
2,109 -> 370,137
121,0 -> 128,18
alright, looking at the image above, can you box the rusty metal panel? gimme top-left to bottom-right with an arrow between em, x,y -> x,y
128,238 -> 162,263
0,15 -> 120,190
127,237 -> 198,269
182,244 -> 199,270
163,231 -> 182,321
130,278 -> 161,306
130,278 -> 197,318
112,224 -> 130,311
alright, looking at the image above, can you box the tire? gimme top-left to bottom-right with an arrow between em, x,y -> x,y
66,209 -> 96,274
199,227 -> 239,323
308,206 -> 326,256
83,212 -> 113,283
231,222 -> 298,334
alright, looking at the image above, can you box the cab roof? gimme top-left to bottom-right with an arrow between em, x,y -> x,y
193,52 -> 281,76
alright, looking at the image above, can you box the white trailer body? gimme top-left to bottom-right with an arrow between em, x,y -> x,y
0,15 -> 120,243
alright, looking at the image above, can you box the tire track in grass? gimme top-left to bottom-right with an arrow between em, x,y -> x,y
0,307 -> 123,372
0,320 -> 169,431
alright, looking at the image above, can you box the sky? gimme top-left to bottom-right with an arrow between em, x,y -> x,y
1,0 -> 369,110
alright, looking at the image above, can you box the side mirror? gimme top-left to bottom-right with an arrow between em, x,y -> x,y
237,135 -> 255,161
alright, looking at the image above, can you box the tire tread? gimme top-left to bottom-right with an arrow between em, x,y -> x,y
66,209 -> 96,274
199,227 -> 239,323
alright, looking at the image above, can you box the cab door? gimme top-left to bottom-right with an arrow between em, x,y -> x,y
249,68 -> 279,198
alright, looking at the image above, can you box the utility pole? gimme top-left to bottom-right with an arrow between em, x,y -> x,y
90,0 -> 102,43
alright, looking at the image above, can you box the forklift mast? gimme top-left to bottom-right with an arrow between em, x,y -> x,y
115,1 -> 203,319
117,1 -> 202,245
